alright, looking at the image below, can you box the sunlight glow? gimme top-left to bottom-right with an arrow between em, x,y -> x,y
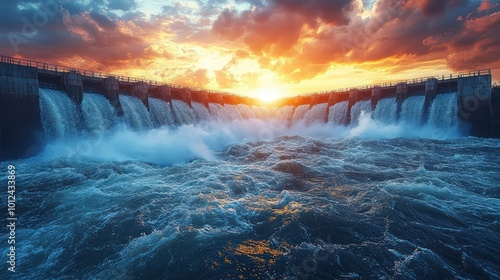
254,87 -> 282,104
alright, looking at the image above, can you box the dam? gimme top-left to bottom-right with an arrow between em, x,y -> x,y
3,57 -> 500,280
0,55 -> 498,160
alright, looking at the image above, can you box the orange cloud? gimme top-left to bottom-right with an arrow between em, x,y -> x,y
1,0 -> 498,95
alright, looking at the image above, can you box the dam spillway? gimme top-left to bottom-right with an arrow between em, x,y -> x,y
0,55 -> 499,160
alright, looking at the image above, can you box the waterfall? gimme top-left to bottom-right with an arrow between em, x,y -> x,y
192,102 -> 211,122
350,100 -> 371,126
208,103 -> 231,122
400,96 -> 425,126
304,103 -> 328,125
171,100 -> 196,125
252,105 -> 269,119
292,105 -> 310,123
428,93 -> 458,128
39,88 -> 82,139
328,101 -> 348,125
119,95 -> 153,130
237,104 -> 257,119
81,93 -> 117,132
275,106 -> 295,122
373,98 -> 398,124
36,90 -> 463,142
225,104 -> 244,120
148,97 -> 175,127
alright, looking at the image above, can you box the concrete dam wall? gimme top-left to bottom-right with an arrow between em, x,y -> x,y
0,56 -> 498,160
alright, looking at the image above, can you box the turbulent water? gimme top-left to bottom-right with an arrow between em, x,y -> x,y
1,90 -> 499,280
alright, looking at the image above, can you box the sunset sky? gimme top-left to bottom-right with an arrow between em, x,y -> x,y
1,0 -> 499,99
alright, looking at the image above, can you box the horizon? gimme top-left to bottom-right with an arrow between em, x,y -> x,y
1,0 -> 499,101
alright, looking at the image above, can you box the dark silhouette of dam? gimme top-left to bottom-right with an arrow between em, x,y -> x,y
0,55 -> 499,160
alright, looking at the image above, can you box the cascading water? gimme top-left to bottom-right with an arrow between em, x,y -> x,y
81,93 -> 117,132
225,104 -> 244,120
373,98 -> 398,124
350,100 -> 372,126
251,105 -> 269,119
39,88 -> 82,139
192,102 -> 211,122
171,100 -> 196,125
26,89 -> 498,280
275,106 -> 295,123
428,92 -> 459,128
304,103 -> 328,125
148,97 -> 175,127
37,91 -> 465,141
237,104 -> 257,119
400,95 -> 425,125
292,105 -> 310,123
119,94 -> 153,130
328,101 -> 348,125
209,103 -> 232,122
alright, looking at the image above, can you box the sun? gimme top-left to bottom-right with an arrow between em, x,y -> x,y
254,88 -> 282,105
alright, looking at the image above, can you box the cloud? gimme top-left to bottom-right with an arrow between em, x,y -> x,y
272,0 -> 355,25
426,10 -> 500,70
108,0 -> 137,11
211,0 -> 499,82
213,0 -> 357,55
171,68 -> 210,88
0,0 -> 498,91
0,0 -> 172,72
414,0 -> 469,16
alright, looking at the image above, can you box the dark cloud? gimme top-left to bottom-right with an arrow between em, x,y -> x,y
107,0 -> 137,11
428,9 -> 500,70
0,0 -> 161,72
415,0 -> 469,16
210,0 -> 366,79
211,0 -> 499,81
212,0 -> 362,80
212,9 -> 246,40
213,0 -> 356,55
273,0 -> 354,25
88,11 -> 117,29
0,0 -> 498,88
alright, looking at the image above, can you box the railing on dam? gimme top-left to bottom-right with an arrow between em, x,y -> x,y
299,69 -> 491,97
0,55 -> 233,96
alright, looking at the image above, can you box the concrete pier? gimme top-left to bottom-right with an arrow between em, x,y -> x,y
132,82 -> 149,109
491,86 -> 500,138
328,92 -> 336,107
150,85 -> 172,104
103,77 -> 122,115
423,78 -> 438,125
0,63 -> 43,159
347,89 -> 359,123
396,82 -> 408,119
192,90 -> 209,107
62,71 -> 83,104
171,88 -> 192,107
348,89 -> 371,122
458,73 -> 491,137
371,87 -> 382,111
